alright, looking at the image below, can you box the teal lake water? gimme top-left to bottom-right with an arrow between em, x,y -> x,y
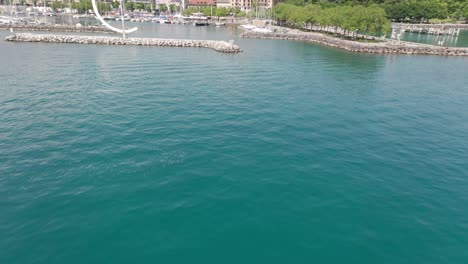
401,30 -> 468,47
1,24 -> 468,263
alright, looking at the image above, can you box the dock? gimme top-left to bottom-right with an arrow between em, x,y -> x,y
241,30 -> 468,56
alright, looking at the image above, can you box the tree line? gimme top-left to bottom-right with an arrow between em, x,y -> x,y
273,3 -> 391,37
383,0 -> 468,22
49,0 -> 179,14
50,0 -> 112,13
281,0 -> 468,22
182,7 -> 250,17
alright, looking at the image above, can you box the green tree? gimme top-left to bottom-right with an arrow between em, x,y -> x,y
51,0 -> 63,11
273,3 -> 391,37
126,1 -> 135,11
159,4 -> 168,12
144,3 -> 152,12
169,4 -> 179,14
134,3 -> 144,10
236,11 -> 247,17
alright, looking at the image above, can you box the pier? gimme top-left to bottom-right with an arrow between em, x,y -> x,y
5,33 -> 242,53
241,31 -> 468,56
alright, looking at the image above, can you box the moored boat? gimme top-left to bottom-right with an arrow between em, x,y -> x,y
194,21 -> 209,26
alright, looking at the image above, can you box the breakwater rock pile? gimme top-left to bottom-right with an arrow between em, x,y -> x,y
241,31 -> 468,56
5,33 -> 242,53
0,24 -> 113,33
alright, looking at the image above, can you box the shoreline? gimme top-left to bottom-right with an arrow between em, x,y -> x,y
240,29 -> 468,56
5,33 -> 241,53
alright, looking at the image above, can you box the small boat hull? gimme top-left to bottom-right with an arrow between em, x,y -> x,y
193,22 -> 209,26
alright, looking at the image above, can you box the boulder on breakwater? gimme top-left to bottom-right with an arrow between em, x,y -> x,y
5,33 -> 242,53
241,31 -> 468,56
0,23 -> 113,33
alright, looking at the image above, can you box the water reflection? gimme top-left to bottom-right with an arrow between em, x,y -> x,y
400,30 -> 468,47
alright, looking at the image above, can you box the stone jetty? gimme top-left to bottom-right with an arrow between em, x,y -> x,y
0,24 -> 113,33
241,31 -> 468,56
5,33 -> 242,53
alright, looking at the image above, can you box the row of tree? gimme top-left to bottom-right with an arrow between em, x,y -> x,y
182,7 -> 247,17
181,6 -> 276,18
383,0 -> 468,22
48,0 -> 180,14
50,0 -> 112,13
281,0 -> 468,22
273,3 -> 391,37
125,2 -> 179,13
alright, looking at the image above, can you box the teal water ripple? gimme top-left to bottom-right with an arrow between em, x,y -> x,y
1,26 -> 468,263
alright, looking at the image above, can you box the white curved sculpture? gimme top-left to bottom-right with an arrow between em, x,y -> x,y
91,0 -> 137,37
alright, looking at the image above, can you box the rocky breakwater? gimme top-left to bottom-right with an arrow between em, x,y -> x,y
5,33 -> 242,53
241,31 -> 468,56
0,24 -> 113,33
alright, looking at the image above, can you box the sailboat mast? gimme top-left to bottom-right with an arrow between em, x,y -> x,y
43,0 -> 47,25
68,0 -> 72,25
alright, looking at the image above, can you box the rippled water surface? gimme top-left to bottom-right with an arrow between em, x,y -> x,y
401,30 -> 468,47
1,25 -> 468,264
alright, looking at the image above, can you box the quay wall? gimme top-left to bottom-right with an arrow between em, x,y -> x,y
5,33 -> 242,53
0,24 -> 114,33
241,31 -> 468,56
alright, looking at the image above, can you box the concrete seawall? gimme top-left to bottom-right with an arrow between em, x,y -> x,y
5,33 -> 242,53
241,31 -> 468,56
0,24 -> 114,33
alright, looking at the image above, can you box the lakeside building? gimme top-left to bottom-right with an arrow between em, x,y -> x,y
158,0 -> 181,7
1,0 -> 179,9
4,0 -> 112,6
2,0 -> 151,6
187,0 -> 215,7
0,0 -> 274,12
215,0 -> 229,8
